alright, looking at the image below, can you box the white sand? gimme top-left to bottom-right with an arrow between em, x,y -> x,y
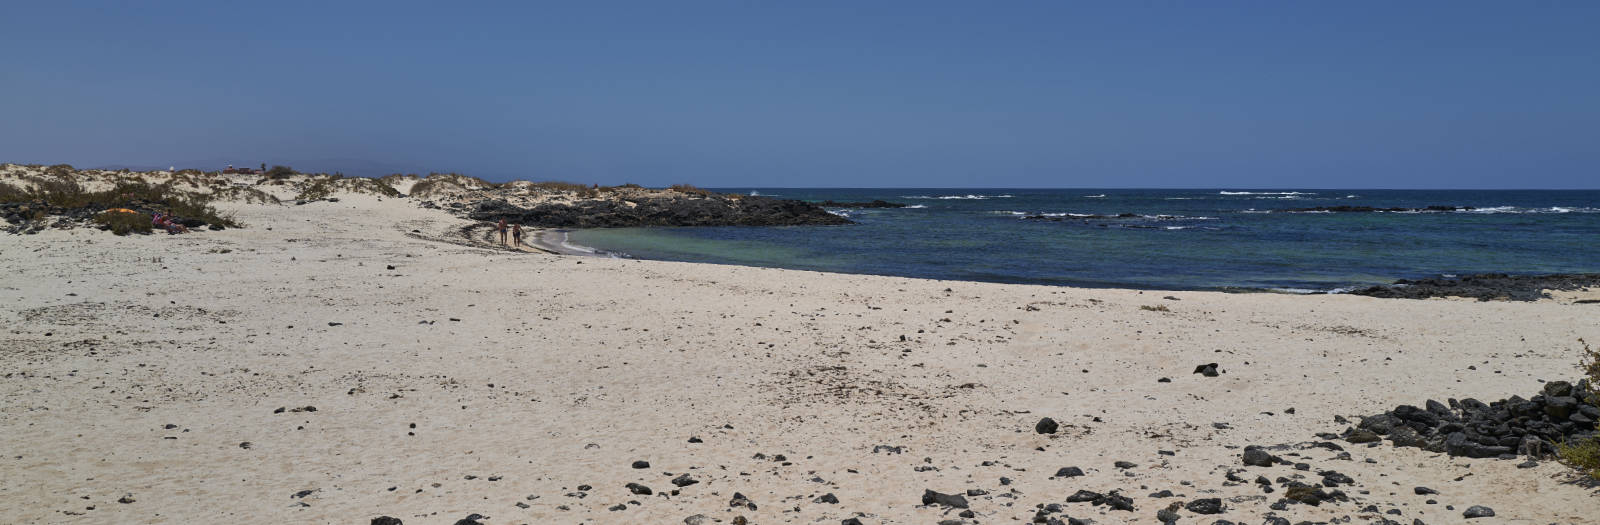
1,194 -> 1595,524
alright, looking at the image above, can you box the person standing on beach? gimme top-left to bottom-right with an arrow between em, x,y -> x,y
496,219 -> 508,245
511,224 -> 524,247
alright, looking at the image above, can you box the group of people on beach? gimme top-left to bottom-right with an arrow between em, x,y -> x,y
495,218 -> 523,247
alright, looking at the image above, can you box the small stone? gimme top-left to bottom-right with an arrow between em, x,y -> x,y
371,517 -> 403,525
631,460 -> 650,469
1054,466 -> 1084,478
1414,486 -> 1437,495
1194,363 -> 1219,377
626,483 -> 652,495
1114,461 -> 1137,469
671,474 -> 698,487
1036,417 -> 1059,434
1463,505 -> 1495,518
813,493 -> 839,504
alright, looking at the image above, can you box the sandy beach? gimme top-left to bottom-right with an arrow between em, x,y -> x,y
2,194 -> 1597,524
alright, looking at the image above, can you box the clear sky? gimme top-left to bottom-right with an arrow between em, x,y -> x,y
2,2 -> 1596,188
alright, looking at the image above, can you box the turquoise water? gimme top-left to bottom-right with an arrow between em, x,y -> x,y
569,189 -> 1600,292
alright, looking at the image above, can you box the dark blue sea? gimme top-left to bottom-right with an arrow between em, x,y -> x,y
568,189 -> 1600,292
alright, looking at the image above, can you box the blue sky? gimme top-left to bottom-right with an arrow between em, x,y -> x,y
2,2 -> 1596,188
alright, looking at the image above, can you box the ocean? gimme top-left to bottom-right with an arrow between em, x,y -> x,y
567,189 -> 1600,293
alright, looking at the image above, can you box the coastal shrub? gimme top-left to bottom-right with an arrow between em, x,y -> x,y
0,179 -> 241,229
296,181 -> 335,200
0,182 -> 26,202
1140,304 -> 1170,312
265,165 -> 296,178
1556,338 -> 1600,481
45,163 -> 75,177
214,186 -> 281,204
1580,338 -> 1598,403
529,181 -> 586,191
1558,436 -> 1600,481
669,183 -> 714,197
93,210 -> 153,235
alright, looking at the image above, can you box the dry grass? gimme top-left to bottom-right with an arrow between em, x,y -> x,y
669,183 -> 715,197
1140,304 -> 1171,312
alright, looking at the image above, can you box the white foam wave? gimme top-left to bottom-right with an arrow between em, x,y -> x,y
1220,191 -> 1317,196
903,194 -> 1014,200
1084,194 -> 1106,198
905,204 -> 928,209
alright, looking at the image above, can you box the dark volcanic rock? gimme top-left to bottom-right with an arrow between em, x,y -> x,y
671,473 -> 698,487
1194,363 -> 1219,377
1184,497 -> 1224,514
1066,490 -> 1102,502
1036,417 -> 1059,434
1463,505 -> 1496,518
1347,273 -> 1600,301
1347,379 -> 1600,460
922,489 -> 969,508
1053,466 -> 1085,478
626,482 -> 652,495
467,195 -> 851,228
631,460 -> 650,469
813,493 -> 839,504
1241,447 -> 1278,467
371,518 -> 403,525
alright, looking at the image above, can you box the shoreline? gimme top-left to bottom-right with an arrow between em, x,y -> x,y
518,229 -> 1600,301
527,228 -> 608,256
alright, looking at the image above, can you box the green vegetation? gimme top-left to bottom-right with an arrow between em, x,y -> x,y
1556,338 -> 1600,481
264,165 -> 296,178
0,177 -> 240,231
93,210 -> 153,235
1140,304 -> 1170,312
669,183 -> 714,197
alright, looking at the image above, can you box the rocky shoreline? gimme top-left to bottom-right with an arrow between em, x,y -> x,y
1347,273 -> 1600,301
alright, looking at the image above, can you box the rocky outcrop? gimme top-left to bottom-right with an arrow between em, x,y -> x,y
1342,380 -> 1598,459
1348,273 -> 1600,301
466,195 -> 850,228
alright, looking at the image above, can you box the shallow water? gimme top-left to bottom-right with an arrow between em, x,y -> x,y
569,189 -> 1600,292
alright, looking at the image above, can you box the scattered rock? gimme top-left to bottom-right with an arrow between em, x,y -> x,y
921,489 -> 969,508
1036,417 -> 1059,434
1053,466 -> 1085,478
1184,498 -> 1223,514
1463,505 -> 1496,518
626,483 -> 652,495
